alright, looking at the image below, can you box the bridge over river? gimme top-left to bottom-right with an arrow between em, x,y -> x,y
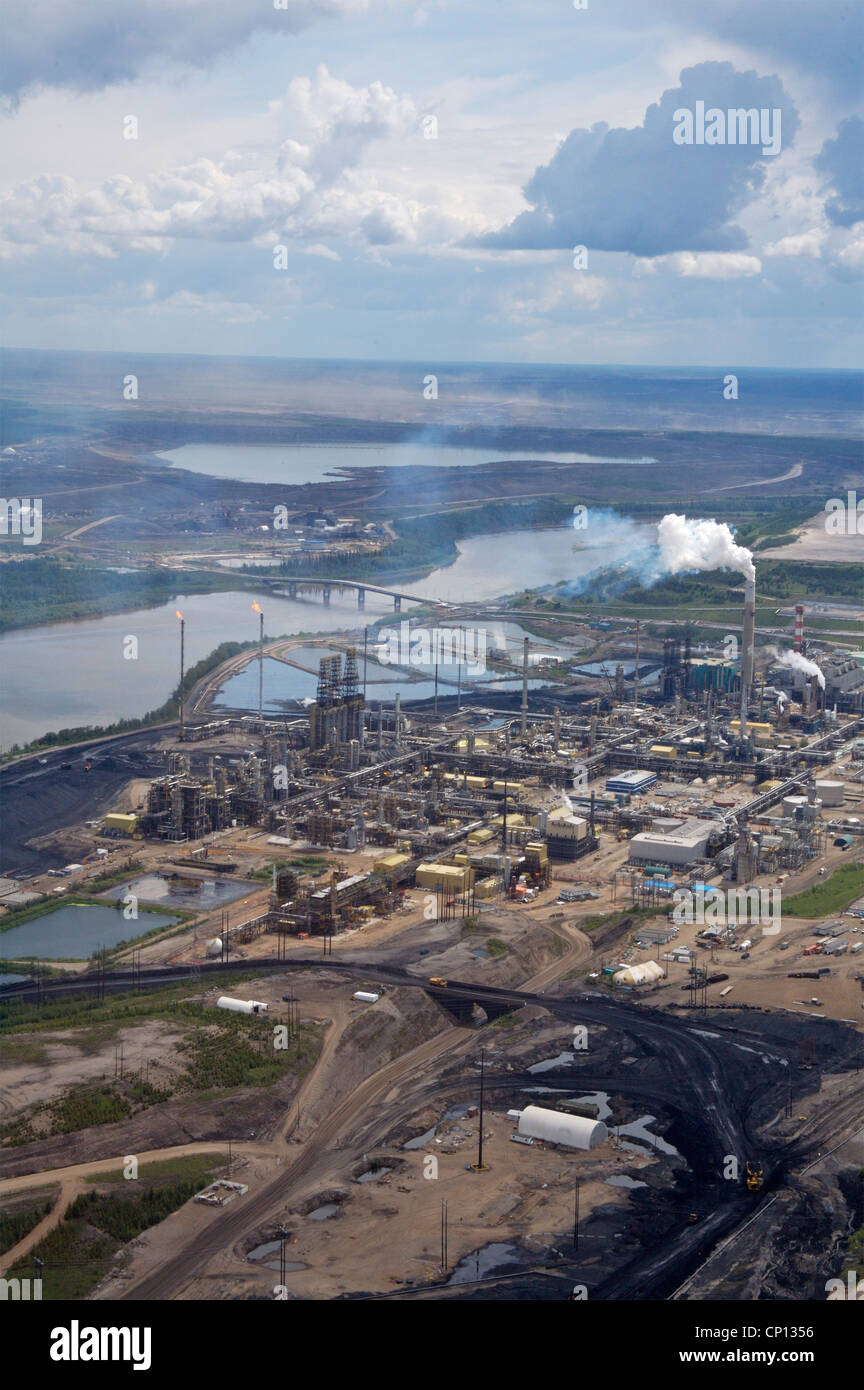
257,575 -> 455,612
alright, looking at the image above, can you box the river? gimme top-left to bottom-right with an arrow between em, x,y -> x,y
0,524 -> 648,747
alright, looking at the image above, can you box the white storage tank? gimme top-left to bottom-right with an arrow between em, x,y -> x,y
783,794 -> 822,817
517,1104 -> 607,1150
204,937 -> 223,958
353,991 -> 380,1004
216,996 -> 268,1015
815,780 -> 844,807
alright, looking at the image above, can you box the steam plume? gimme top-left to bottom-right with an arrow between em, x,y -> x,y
769,647 -> 826,689
657,514 -> 755,581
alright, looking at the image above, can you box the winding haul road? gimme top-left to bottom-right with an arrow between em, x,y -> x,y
1,953 -> 860,1300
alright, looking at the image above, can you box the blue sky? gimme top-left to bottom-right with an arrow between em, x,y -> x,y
1,0 -> 862,367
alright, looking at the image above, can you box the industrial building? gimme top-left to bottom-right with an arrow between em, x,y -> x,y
515,1105 -> 608,1150
308,650 -> 364,750
629,819 -> 713,866
606,770 -> 657,795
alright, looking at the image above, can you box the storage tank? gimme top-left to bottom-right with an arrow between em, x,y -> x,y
216,996 -> 268,1015
352,991 -> 379,1004
204,937 -> 223,958
814,780 -> 844,807
516,1105 -> 607,1150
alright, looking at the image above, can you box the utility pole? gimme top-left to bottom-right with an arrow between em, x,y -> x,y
469,1049 -> 490,1172
573,1181 -> 580,1252
440,1200 -> 449,1272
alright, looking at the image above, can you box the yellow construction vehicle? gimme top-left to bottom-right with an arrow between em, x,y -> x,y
745,1162 -> 764,1192
428,977 -> 448,987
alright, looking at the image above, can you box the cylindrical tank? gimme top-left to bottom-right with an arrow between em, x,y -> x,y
517,1105 -> 607,1150
216,996 -> 267,1015
815,780 -> 844,807
205,937 -> 223,958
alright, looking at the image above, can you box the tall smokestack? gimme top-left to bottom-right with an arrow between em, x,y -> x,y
521,637 -> 529,738
740,578 -> 756,739
395,692 -> 401,747
176,611 -> 186,741
634,620 -> 640,710
793,604 -> 804,653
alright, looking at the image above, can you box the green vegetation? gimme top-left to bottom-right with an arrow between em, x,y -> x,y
0,971 -> 265,1035
0,1037 -> 50,1063
176,1019 -> 320,1091
781,862 -> 864,919
8,1165 -> 221,1300
578,906 -> 656,934
249,855 -> 328,881
0,556 -> 241,635
0,1198 -> 53,1256
0,1075 -> 174,1147
485,937 -> 508,957
0,986 -> 322,1144
47,1085 -> 133,1135
86,1154 -> 223,1185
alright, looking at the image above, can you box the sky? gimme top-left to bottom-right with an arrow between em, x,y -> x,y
1,0 -> 863,368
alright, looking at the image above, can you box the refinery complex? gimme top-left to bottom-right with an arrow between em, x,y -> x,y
1,488 -> 864,1312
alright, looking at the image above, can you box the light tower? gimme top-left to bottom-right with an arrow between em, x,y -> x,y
252,602 -> 264,726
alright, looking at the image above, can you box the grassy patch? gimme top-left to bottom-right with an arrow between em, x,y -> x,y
0,1037 -> 51,1063
485,938 -> 508,958
249,855 -> 328,882
0,971 -> 269,1036
86,1154 -> 223,1186
7,1170 -> 219,1300
176,1020 -> 320,1091
781,863 -> 864,919
460,916 -> 484,935
0,1198 -> 53,1256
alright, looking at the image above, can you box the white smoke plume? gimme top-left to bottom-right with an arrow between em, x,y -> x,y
656,514 -> 755,581
768,647 -> 826,689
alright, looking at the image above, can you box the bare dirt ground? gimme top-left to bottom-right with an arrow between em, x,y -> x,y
185,1112 -> 640,1300
0,1021 -> 189,1119
760,510 -> 864,567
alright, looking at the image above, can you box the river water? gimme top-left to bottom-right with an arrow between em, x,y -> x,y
0,523 -> 648,747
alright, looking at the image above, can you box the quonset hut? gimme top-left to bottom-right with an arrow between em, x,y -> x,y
516,1104 -> 608,1150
